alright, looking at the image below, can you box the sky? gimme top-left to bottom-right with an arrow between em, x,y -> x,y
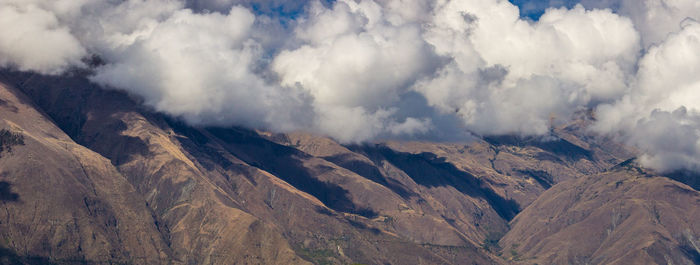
0,0 -> 699,173
510,0 -> 581,20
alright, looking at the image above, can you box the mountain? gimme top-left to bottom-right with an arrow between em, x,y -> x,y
0,70 -> 698,264
500,162 -> 700,265
0,74 -> 172,264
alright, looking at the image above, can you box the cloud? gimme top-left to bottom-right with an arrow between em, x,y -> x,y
416,2 -> 639,135
593,21 -> 700,172
629,107 -> 700,172
272,0 -> 441,142
580,0 -> 700,47
0,2 -> 86,74
91,6 -> 312,132
0,0 -> 699,172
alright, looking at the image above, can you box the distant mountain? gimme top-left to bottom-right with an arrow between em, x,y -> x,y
0,70 -> 697,264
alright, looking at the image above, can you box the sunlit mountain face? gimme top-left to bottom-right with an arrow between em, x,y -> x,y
0,0 -> 699,264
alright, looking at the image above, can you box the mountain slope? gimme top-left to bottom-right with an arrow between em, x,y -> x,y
500,163 -> 700,264
0,78 -> 171,263
2,72 -> 504,263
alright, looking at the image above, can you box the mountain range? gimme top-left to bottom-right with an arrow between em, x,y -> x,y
0,70 -> 698,264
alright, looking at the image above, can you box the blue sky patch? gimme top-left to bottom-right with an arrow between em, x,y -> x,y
509,0 -> 581,20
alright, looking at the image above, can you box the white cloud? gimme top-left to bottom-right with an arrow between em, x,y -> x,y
630,107 -> 700,172
593,21 -> 700,172
272,0 -> 440,142
581,0 -> 700,47
91,6 -> 311,132
416,1 -> 639,135
0,2 -> 85,74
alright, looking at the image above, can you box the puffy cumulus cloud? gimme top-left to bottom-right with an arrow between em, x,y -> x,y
593,21 -> 700,172
272,0 -> 441,142
313,107 -> 432,143
629,108 -> 700,173
91,7 -> 311,131
580,0 -> 700,47
0,2 -> 86,74
0,0 -> 101,17
0,0 -> 185,73
416,1 -> 639,135
69,0 -> 185,54
0,0 -> 313,132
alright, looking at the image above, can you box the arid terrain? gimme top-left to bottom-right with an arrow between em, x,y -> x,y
1,71 -> 698,264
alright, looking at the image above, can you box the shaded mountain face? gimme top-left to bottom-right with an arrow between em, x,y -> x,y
0,70 -> 697,265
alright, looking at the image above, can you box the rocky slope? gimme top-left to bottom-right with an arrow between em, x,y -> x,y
0,70 -> 698,265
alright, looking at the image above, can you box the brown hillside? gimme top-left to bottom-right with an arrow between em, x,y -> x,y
500,163 -> 700,265
0,79 -> 171,264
